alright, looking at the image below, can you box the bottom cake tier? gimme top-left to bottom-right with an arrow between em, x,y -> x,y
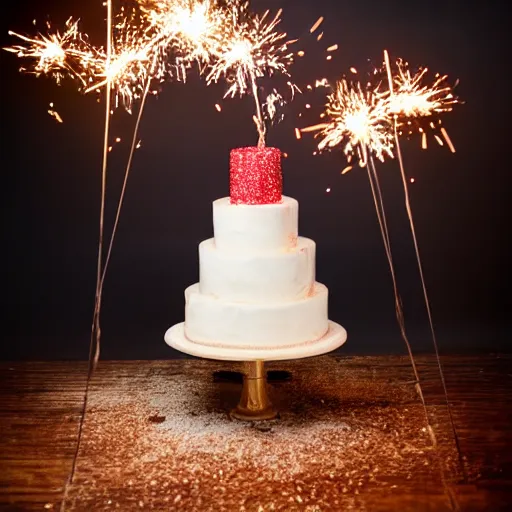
184,282 -> 329,349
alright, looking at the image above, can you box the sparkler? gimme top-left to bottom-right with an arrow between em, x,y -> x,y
60,2 -> 115,509
384,55 -> 459,151
300,73 -> 427,446
388,62 -> 457,118
300,67 -> 448,472
84,10 -> 158,113
302,78 -> 394,166
300,53 -> 463,476
298,71 -> 417,408
301,54 -> 459,166
5,18 -> 97,87
382,49 -> 463,468
140,0 -> 226,78
205,2 -> 296,147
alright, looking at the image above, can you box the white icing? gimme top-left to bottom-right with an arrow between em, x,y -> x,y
213,196 -> 298,252
184,282 -> 329,348
199,237 -> 315,303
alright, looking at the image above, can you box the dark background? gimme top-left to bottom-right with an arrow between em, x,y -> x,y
1,0 -> 509,360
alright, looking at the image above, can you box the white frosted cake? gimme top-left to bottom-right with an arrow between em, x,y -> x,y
179,146 -> 331,350
165,146 -> 346,359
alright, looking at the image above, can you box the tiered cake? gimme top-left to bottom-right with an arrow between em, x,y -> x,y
165,146 -> 346,361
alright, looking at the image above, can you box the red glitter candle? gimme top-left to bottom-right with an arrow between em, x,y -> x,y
230,146 -> 282,205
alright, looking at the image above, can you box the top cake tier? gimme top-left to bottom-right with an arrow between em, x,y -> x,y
230,146 -> 282,205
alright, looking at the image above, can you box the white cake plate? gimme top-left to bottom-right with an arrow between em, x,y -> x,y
164,320 -> 347,362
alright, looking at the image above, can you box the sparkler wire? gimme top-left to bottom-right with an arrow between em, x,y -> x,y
366,154 -> 459,509
61,3 -> 114,510
365,156 -> 409,359
308,53 -> 463,483
249,69 -> 266,147
100,56 -> 156,304
383,49 -> 466,482
93,0 -> 114,371
392,120 -> 467,483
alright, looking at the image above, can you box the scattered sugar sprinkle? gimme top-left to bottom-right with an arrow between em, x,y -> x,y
63,359 -> 461,510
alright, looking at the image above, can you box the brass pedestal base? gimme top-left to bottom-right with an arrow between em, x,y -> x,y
231,361 -> 278,421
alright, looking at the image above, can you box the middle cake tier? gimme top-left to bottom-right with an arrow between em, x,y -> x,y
199,236 -> 316,303
213,196 -> 299,252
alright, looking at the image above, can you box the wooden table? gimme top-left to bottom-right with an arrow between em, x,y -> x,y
0,355 -> 510,511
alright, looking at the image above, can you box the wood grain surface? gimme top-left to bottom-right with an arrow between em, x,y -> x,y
0,355 -> 510,511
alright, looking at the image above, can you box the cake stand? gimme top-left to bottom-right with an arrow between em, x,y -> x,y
165,321 -> 347,421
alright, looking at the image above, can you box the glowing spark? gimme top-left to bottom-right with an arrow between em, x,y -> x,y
206,5 -> 294,99
310,17 -> 324,33
316,32 -> 324,41
83,10 -> 161,113
48,108 -> 63,123
410,177 -> 415,183
326,187 -> 331,192
384,49 -> 393,94
140,0 -> 227,75
388,63 -> 458,118
11,31 -> 64,65
265,90 -> 284,122
297,50 -> 305,57
173,1 -> 219,56
215,103 -> 221,111
349,67 -> 357,74
301,123 -> 328,133
206,2 -> 296,146
440,126 -> 456,153
326,55 -> 332,61
310,79 -> 394,166
341,165 -> 352,174
5,18 -> 96,86
434,134 -> 443,146
295,127 -> 302,139
315,78 -> 329,88
383,55 -> 459,149
326,44 -> 338,52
